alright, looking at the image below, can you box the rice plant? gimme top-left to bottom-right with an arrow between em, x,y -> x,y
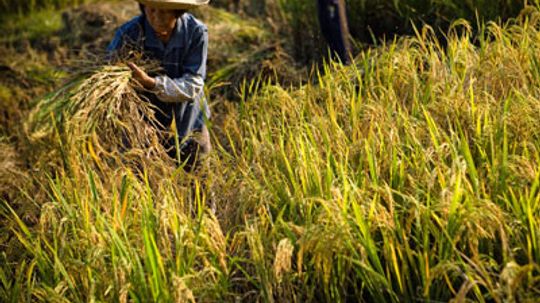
207,9 -> 540,300
2,2 -> 540,303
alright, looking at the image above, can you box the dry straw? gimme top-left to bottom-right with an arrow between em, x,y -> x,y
25,59 -> 174,173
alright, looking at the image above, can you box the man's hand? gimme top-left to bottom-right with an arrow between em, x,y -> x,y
128,62 -> 156,90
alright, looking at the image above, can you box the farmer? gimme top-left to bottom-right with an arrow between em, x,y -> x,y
317,0 -> 351,64
107,0 -> 211,172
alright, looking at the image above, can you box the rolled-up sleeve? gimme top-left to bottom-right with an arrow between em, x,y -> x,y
152,26 -> 208,103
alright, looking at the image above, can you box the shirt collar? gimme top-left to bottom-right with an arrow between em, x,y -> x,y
144,16 -> 184,50
168,15 -> 184,49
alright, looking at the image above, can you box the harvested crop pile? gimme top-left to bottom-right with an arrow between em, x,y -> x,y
25,60 -> 173,173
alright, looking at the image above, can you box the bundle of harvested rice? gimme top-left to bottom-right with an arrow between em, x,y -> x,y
25,61 -> 172,171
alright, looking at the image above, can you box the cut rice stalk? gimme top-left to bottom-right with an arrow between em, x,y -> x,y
26,61 -> 173,172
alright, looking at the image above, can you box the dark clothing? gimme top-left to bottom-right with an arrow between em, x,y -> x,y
317,0 -> 351,64
107,13 -> 212,170
107,13 -> 210,146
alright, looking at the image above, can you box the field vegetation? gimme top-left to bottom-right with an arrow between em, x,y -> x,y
1,0 -> 540,302
212,0 -> 527,62
0,0 -> 88,15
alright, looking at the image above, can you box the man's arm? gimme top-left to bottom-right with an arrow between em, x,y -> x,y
131,26 -> 208,103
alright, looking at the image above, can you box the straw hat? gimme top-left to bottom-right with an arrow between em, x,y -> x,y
136,0 -> 209,10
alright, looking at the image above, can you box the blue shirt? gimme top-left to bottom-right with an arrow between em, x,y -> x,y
107,13 -> 210,143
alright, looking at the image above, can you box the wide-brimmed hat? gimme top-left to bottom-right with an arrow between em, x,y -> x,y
136,0 -> 209,10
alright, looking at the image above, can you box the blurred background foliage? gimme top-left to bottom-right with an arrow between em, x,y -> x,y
210,0 -> 529,62
0,0 -> 531,62
0,0 -> 89,15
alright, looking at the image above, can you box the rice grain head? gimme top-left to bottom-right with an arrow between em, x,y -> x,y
273,238 -> 294,283
173,276 -> 196,303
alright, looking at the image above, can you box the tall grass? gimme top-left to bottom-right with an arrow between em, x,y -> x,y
216,8 -> 540,300
3,4 -> 540,303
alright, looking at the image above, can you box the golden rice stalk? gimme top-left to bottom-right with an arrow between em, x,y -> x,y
173,276 -> 196,303
273,238 -> 294,283
25,61 -> 171,171
202,214 -> 228,272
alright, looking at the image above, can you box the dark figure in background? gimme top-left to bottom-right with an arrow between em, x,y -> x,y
317,0 -> 351,64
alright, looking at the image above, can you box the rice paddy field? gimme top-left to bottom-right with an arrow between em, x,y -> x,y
1,0 -> 540,302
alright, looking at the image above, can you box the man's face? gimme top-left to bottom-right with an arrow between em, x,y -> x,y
144,6 -> 177,40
